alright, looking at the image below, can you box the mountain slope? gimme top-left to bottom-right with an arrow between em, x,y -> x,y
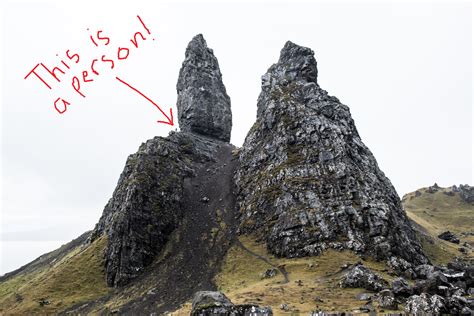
0,235 -> 108,314
403,184 -> 474,265
1,36 -> 472,315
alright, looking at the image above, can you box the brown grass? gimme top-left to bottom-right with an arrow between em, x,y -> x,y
0,237 -> 110,314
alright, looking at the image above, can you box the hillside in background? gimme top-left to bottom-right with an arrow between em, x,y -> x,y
403,184 -> 473,265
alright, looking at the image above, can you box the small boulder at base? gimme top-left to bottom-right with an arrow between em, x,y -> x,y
392,277 -> 413,297
438,231 -> 460,244
376,289 -> 397,310
405,293 -> 447,315
191,291 -> 233,311
191,291 -> 272,316
340,264 -> 388,292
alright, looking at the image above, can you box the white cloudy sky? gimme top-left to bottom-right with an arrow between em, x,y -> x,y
0,0 -> 472,275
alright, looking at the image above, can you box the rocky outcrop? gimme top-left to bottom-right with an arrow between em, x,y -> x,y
191,291 -> 273,316
177,34 -> 232,142
383,259 -> 474,315
191,291 -> 233,310
392,277 -> 412,296
459,184 -> 474,204
90,132 -> 224,286
90,34 -> 234,288
235,41 -> 428,265
340,264 -> 388,292
438,231 -> 460,244
376,289 -> 398,310
405,293 -> 447,315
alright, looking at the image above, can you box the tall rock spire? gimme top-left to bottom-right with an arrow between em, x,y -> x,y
177,34 -> 232,142
89,35 -> 235,288
236,41 -> 428,266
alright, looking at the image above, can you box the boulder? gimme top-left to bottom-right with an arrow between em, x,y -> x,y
405,293 -> 447,315
413,271 -> 450,295
447,260 -> 474,288
414,264 -> 437,279
388,256 -> 415,278
376,289 -> 397,310
340,264 -> 388,292
191,291 -> 233,311
260,268 -> 278,279
438,231 -> 460,244
191,291 -> 272,316
459,184 -> 474,204
392,277 -> 412,297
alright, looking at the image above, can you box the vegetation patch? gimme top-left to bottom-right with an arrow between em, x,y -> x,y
403,187 -> 473,264
0,237 -> 110,314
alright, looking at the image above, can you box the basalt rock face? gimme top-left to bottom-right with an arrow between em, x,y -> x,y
90,35 -> 233,288
177,34 -> 232,142
235,41 -> 428,265
90,132 -> 222,287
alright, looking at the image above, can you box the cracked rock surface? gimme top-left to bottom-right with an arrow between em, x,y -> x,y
176,34 -> 232,142
235,41 -> 428,266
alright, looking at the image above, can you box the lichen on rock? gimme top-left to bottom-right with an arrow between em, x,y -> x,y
235,40 -> 428,266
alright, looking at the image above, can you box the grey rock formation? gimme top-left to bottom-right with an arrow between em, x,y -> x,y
459,184 -> 474,204
191,291 -> 273,316
260,268 -> 278,279
191,291 -> 233,310
235,41 -> 428,265
413,271 -> 450,295
90,132 -> 225,286
387,256 -> 415,279
414,264 -> 437,279
392,277 -> 412,297
376,289 -> 397,310
340,264 -> 388,292
438,231 -> 460,244
177,34 -> 232,142
89,34 -> 235,288
405,293 -> 447,314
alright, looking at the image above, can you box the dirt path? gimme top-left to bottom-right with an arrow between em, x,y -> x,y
234,239 -> 289,284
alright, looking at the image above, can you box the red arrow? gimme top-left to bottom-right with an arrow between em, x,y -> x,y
116,76 -> 174,126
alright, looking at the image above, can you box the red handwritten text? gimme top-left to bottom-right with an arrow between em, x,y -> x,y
24,15 -> 173,126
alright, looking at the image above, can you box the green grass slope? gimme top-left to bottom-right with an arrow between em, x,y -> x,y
403,185 -> 473,264
0,236 -> 109,314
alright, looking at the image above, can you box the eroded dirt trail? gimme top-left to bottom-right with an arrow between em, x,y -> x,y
119,143 -> 238,314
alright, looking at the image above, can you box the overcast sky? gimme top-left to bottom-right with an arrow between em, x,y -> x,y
1,0 -> 472,275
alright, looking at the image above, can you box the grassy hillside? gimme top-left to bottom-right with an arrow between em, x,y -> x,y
171,236 -> 402,315
1,184 -> 471,314
0,236 -> 110,314
172,185 -> 473,315
403,185 -> 473,264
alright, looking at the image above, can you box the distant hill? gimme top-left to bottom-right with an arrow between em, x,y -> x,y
403,184 -> 473,265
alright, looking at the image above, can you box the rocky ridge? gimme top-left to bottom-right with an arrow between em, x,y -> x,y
235,41 -> 428,266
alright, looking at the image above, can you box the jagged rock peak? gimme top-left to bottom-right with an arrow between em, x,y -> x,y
277,41 -> 318,83
236,40 -> 428,266
177,34 -> 232,142
258,41 -> 320,118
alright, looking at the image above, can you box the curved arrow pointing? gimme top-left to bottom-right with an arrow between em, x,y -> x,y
116,76 -> 174,126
